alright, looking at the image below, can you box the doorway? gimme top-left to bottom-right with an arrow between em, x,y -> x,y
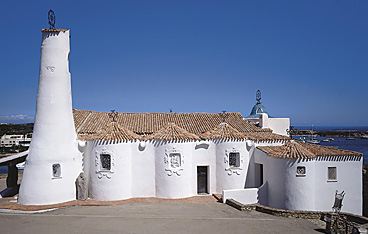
255,163 -> 264,187
197,166 -> 208,194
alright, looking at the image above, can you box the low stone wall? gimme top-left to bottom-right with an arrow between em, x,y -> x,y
226,199 -> 323,219
226,199 -> 368,222
225,199 -> 368,234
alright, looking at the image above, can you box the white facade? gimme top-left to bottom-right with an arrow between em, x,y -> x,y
252,149 -> 362,215
80,139 -> 251,201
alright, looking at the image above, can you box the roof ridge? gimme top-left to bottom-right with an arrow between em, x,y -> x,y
257,140 -> 362,159
93,121 -> 140,143
145,122 -> 200,142
200,122 -> 247,141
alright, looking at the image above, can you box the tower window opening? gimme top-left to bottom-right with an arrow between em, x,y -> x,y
52,163 -> 61,178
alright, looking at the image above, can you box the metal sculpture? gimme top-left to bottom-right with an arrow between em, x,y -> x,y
48,10 -> 55,29
256,90 -> 261,104
332,190 -> 345,213
108,110 -> 118,122
286,126 -> 294,138
221,110 -> 226,123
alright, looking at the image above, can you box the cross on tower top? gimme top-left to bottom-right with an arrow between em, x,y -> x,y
108,110 -> 118,122
48,10 -> 56,29
256,90 -> 261,104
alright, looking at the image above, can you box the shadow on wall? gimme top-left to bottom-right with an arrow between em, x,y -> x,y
363,163 -> 368,217
195,144 -> 209,150
258,181 -> 268,206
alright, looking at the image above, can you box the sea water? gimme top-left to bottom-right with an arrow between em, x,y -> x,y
0,165 -> 7,175
294,126 -> 368,165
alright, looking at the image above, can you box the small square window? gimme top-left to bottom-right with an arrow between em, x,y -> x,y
100,154 -> 111,171
52,163 -> 61,178
229,152 -> 240,168
328,167 -> 337,181
296,166 -> 306,176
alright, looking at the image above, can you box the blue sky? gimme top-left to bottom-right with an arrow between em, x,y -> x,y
0,0 -> 367,126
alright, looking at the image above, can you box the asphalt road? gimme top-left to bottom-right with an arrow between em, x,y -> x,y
0,200 -> 324,234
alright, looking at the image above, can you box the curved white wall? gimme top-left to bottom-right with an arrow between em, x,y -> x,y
155,141 -> 195,198
132,141 -> 155,198
255,151 -> 315,210
216,140 -> 249,193
255,152 -> 286,209
193,141 -> 216,194
19,30 -> 82,205
284,159 -> 315,211
88,141 -> 133,201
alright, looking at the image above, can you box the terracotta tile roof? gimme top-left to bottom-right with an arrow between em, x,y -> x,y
83,121 -> 140,143
243,132 -> 290,143
200,123 -> 247,141
73,109 -> 266,136
257,140 -> 363,159
298,141 -> 363,157
145,122 -> 200,142
257,140 -> 315,159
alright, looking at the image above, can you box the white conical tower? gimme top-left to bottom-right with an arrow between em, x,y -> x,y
18,28 -> 82,205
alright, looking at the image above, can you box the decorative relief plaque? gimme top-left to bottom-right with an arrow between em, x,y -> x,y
95,148 -> 115,179
164,147 -> 184,176
224,147 -> 243,176
46,66 -> 55,72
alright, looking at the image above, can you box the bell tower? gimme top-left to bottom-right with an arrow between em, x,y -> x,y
18,11 -> 82,205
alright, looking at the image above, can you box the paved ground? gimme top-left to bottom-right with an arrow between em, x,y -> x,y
0,177 -> 325,234
0,198 -> 324,234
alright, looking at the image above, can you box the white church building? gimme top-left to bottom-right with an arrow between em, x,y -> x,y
17,26 -> 363,215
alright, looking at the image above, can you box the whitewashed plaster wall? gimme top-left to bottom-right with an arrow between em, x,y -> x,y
283,158 -> 316,211
82,140 -> 91,192
259,114 -> 290,136
216,140 -> 249,193
155,141 -> 195,198
132,141 -> 155,197
244,141 -> 257,188
313,157 -> 362,215
19,30 -> 82,205
255,149 -> 362,214
222,188 -> 258,204
88,141 -> 133,201
254,150 -> 287,209
255,150 -> 317,210
246,141 -> 283,189
192,141 -> 217,194
267,118 -> 290,136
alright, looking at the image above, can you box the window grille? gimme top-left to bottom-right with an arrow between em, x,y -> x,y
296,166 -> 306,176
229,152 -> 240,168
100,154 -> 111,171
